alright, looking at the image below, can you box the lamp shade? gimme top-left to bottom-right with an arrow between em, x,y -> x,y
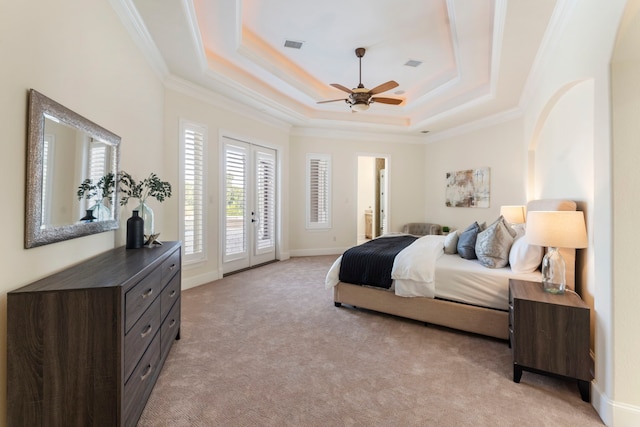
525,211 -> 588,249
500,205 -> 526,224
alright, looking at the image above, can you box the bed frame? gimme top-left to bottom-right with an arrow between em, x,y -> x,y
333,199 -> 578,340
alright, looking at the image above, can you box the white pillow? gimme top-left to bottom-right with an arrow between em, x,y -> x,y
509,235 -> 544,273
444,230 -> 459,254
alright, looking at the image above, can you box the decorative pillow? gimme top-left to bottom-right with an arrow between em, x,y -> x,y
444,230 -> 459,254
509,235 -> 544,273
457,222 -> 481,259
475,216 -> 517,268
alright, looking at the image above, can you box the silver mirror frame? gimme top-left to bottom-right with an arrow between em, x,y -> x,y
25,89 -> 121,248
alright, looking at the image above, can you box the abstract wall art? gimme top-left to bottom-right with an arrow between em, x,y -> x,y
445,167 -> 490,208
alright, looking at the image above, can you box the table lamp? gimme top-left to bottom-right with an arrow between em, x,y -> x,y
525,211 -> 588,294
500,205 -> 526,225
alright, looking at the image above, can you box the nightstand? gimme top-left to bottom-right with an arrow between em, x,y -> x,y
509,279 -> 592,402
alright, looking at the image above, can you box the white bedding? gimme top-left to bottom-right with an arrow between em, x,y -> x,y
325,234 -> 542,311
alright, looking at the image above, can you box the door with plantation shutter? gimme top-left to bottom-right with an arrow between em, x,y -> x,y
222,137 -> 277,274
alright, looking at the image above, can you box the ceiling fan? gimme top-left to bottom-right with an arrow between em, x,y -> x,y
317,47 -> 403,112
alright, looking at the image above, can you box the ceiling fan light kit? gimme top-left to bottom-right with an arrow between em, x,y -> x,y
318,47 -> 402,111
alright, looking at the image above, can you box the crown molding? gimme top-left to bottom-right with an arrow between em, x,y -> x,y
165,76 -> 293,133
108,0 -> 169,79
424,106 -> 523,143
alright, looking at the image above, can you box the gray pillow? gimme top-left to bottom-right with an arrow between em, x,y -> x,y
475,216 -> 516,268
457,222 -> 481,259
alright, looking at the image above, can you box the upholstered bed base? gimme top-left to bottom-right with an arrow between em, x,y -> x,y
332,199 -> 579,341
334,282 -> 509,340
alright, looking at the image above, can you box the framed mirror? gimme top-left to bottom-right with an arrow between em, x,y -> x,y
25,89 -> 121,248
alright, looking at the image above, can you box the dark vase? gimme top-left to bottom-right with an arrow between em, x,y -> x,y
80,209 -> 96,223
126,210 -> 144,249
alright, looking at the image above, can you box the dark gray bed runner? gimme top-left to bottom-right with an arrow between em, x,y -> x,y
338,235 -> 418,289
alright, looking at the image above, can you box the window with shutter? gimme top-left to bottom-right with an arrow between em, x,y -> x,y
256,150 -> 276,252
306,153 -> 331,229
180,120 -> 207,264
223,143 -> 247,260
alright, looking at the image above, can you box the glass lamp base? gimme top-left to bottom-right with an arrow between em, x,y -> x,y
541,247 -> 566,294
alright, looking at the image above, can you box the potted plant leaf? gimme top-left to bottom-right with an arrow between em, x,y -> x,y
77,172 -> 116,222
118,171 -> 172,236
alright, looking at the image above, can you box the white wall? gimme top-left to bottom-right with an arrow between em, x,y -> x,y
424,1 -> 636,424
521,0 -> 632,424
289,130 -> 427,255
424,117 -> 527,231
0,0 -> 165,422
611,0 -> 640,423
532,80 -> 595,339
357,156 -> 376,240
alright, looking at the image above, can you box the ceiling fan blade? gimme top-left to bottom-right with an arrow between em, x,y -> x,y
369,80 -> 399,95
330,83 -> 353,94
371,97 -> 403,105
317,98 -> 347,104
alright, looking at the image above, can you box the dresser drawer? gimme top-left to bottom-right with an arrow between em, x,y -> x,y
125,267 -> 162,332
124,299 -> 161,383
161,298 -> 181,361
124,336 -> 161,427
161,273 -> 181,320
160,249 -> 181,288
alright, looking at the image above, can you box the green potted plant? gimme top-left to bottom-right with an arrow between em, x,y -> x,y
118,171 -> 172,236
77,172 -> 116,221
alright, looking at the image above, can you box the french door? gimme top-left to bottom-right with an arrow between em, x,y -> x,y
222,137 -> 277,274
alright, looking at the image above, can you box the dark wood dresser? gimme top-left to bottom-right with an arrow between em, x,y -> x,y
7,241 -> 181,426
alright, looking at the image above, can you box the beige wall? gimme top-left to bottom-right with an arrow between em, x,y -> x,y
0,0 -> 165,422
289,131 -> 426,255
612,0 -> 640,422
424,117 -> 527,231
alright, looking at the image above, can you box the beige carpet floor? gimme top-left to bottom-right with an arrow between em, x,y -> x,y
138,256 -> 604,426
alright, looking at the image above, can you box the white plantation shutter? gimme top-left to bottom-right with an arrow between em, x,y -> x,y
41,135 -> 54,226
255,150 -> 276,252
224,143 -> 247,260
306,154 -> 331,229
180,121 -> 207,264
88,140 -> 108,184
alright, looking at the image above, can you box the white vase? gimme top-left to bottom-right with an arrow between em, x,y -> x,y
90,200 -> 111,222
135,201 -> 154,236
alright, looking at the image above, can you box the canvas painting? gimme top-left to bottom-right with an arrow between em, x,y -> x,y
445,167 -> 490,208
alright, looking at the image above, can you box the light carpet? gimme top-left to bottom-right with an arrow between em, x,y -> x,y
138,256 -> 604,426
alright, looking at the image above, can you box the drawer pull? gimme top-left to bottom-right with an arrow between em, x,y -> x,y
140,364 -> 152,381
169,290 -> 177,298
168,263 -> 176,271
142,288 -> 153,299
141,324 -> 153,338
169,319 -> 176,328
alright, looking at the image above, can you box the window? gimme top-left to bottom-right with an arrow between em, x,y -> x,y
180,120 -> 207,264
306,153 -> 331,229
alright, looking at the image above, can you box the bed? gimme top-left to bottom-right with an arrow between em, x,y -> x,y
326,199 -> 578,340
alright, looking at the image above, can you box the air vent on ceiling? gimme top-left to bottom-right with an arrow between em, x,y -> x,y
404,59 -> 423,67
284,39 -> 304,49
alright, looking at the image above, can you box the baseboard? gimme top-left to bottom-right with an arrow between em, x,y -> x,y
591,379 -> 640,426
181,270 -> 220,290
